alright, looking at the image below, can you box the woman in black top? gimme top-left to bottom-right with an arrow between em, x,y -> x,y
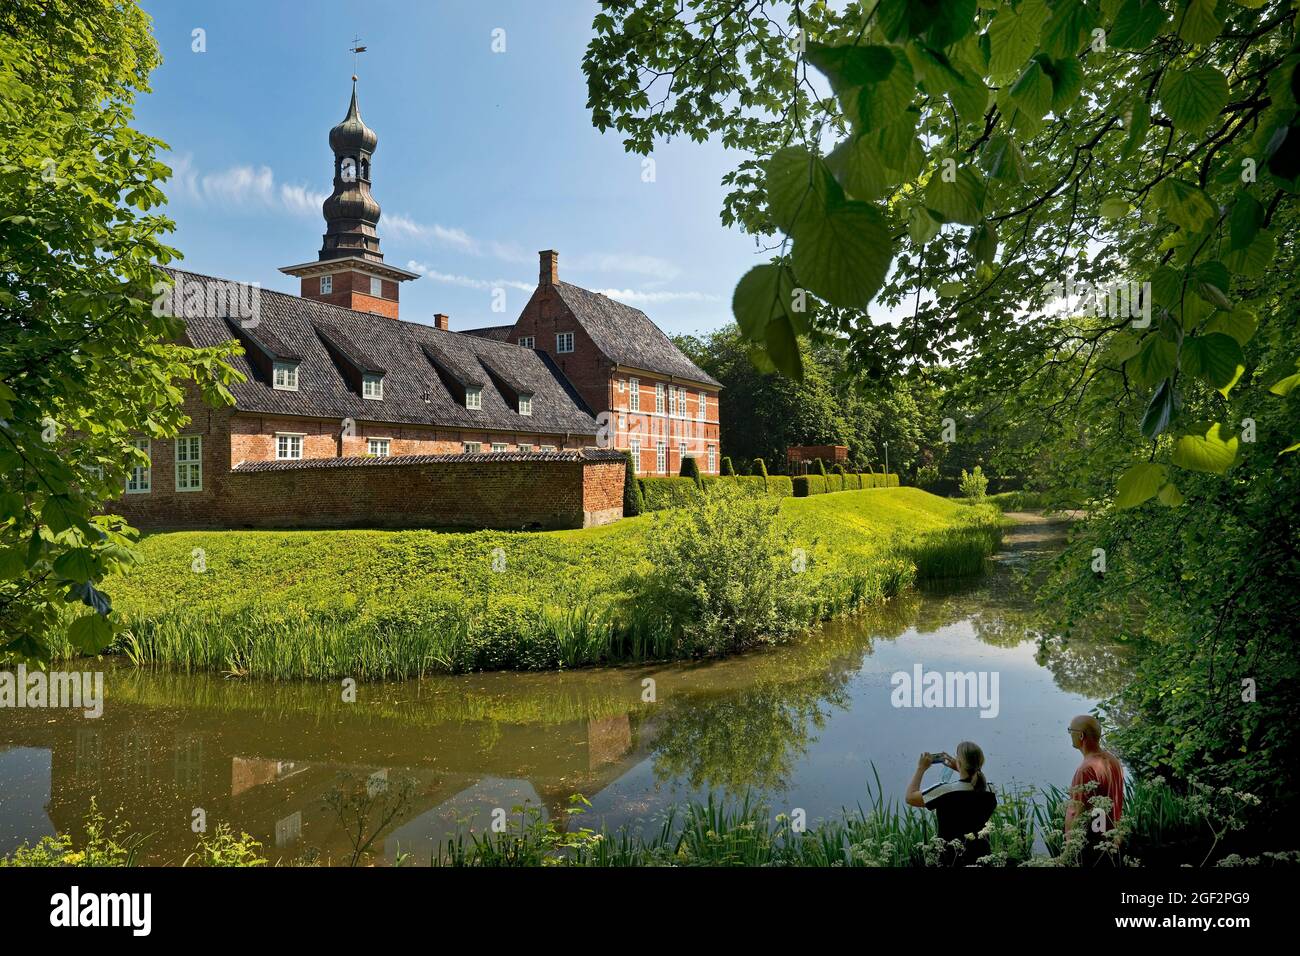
905,741 -> 997,866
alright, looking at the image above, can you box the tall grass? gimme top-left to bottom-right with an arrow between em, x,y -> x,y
53,488 -> 1005,680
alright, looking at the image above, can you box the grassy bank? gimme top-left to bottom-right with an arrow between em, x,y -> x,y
54,488 -> 1002,679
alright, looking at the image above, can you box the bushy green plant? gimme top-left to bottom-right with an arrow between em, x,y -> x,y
623,451 -> 644,516
792,475 -> 827,497
814,458 -> 828,476
640,476 -> 704,511
915,463 -> 941,489
631,485 -> 802,655
680,454 -> 703,489
959,466 -> 989,501
721,456 -> 735,476
752,457 -> 768,480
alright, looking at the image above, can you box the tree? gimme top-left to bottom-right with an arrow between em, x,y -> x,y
680,453 -> 704,488
623,450 -> 644,516
721,455 -> 736,476
0,0 -> 240,661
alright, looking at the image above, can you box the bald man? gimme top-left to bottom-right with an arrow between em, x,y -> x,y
1064,714 -> 1125,865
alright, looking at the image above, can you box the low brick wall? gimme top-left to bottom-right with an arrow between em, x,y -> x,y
111,450 -> 625,531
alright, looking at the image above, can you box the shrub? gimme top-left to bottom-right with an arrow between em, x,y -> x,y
915,463 -> 941,489
887,473 -> 900,487
729,475 -> 768,499
764,475 -> 794,498
959,466 -> 988,501
844,473 -> 862,490
641,476 -> 704,512
814,458 -> 828,476
631,486 -> 802,655
680,454 -> 703,489
792,475 -> 828,497
721,456 -> 735,476
752,457 -> 768,479
623,452 -> 644,517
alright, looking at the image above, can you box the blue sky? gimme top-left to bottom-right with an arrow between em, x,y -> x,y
137,0 -> 759,337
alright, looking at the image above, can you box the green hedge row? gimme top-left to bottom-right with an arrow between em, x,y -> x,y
793,473 -> 900,497
638,474 -> 798,512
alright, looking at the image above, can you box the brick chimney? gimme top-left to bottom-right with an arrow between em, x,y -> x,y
539,249 -> 558,286
433,313 -> 449,330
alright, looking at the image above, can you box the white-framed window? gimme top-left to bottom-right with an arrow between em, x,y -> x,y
679,441 -> 688,464
699,391 -> 708,421
126,438 -> 151,494
629,377 -> 640,412
276,434 -> 303,460
519,443 -> 535,452
273,361 -> 299,391
518,393 -> 533,416
617,379 -> 625,393
678,387 -> 688,416
491,442 -> 508,453
319,275 -> 332,295
362,373 -> 384,400
518,335 -> 534,348
629,439 -> 641,474
655,441 -> 667,474
368,438 -> 390,457
175,436 -> 202,491
708,444 -> 716,473
541,444 -> 557,452
655,383 -> 665,414
370,276 -> 383,297
465,387 -> 482,410
668,386 -> 677,417
556,331 -> 574,353
463,442 -> 482,454
617,413 -> 626,433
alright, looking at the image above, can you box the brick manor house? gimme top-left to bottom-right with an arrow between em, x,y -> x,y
112,82 -> 721,531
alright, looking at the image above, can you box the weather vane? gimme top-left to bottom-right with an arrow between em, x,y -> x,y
349,36 -> 367,78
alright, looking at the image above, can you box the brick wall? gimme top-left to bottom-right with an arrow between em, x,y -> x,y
298,270 -> 400,319
111,453 -> 625,531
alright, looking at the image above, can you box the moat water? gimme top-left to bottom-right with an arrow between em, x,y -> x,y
0,515 -> 1131,864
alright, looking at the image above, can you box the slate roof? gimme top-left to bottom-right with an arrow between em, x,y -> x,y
460,325 -> 514,342
552,281 -> 721,387
166,268 -> 598,437
233,448 -> 626,473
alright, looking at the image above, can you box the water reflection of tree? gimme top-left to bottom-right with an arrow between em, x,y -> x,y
647,675 -> 852,794
1035,635 -> 1134,699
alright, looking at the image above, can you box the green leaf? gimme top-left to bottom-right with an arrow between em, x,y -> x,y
52,547 -> 99,583
924,165 -> 986,225
1171,423 -> 1239,474
1159,67 -> 1229,133
1110,0 -> 1169,49
1009,60 -> 1054,123
806,43 -> 897,91
1129,334 -> 1177,387
1204,307 -> 1257,346
1181,333 -> 1245,397
853,47 -> 917,131
1122,96 -> 1151,159
1178,0 -> 1223,45
732,264 -> 802,343
1222,230 -> 1276,279
1140,378 -> 1176,439
937,281 -> 966,297
0,546 -> 26,580
1041,0 -> 1097,59
1270,370 -> 1300,397
764,313 -> 803,382
1228,193 -> 1263,251
969,220 -> 998,264
40,494 -> 78,535
1104,330 -> 1143,363
790,201 -> 893,308
1116,462 -> 1168,508
1157,482 -> 1185,507
765,147 -> 840,232
1151,178 -> 1217,232
1099,195 -> 1132,218
827,135 -> 889,201
908,206 -> 941,245
66,611 -> 114,654
987,0 -> 1050,75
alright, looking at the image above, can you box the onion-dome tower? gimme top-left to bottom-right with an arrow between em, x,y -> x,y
280,77 -> 417,319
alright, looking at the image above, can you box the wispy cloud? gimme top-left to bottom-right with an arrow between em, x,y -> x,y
169,155 -> 326,216
406,260 -> 533,292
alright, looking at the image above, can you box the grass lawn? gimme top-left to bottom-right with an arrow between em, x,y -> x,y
62,487 -> 1002,679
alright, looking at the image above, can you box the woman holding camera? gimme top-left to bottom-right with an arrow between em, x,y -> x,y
905,741 -> 997,866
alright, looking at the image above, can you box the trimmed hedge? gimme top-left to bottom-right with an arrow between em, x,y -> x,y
791,472 -> 900,497
640,476 -> 704,511
764,475 -> 794,498
792,475 -> 827,497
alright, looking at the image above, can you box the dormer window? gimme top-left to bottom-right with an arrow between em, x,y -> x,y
465,387 -> 482,410
369,276 -> 383,297
362,373 -> 384,400
518,335 -> 534,348
518,393 -> 533,416
273,361 -> 299,391
556,331 -> 574,353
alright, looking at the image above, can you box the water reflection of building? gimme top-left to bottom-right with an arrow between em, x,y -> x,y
0,698 -> 647,864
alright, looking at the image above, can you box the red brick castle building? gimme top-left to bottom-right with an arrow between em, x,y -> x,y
112,82 -> 720,531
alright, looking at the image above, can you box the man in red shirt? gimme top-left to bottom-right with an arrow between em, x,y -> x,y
1064,714 -> 1125,865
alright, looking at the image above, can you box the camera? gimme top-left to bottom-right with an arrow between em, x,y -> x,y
930,753 -> 949,765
